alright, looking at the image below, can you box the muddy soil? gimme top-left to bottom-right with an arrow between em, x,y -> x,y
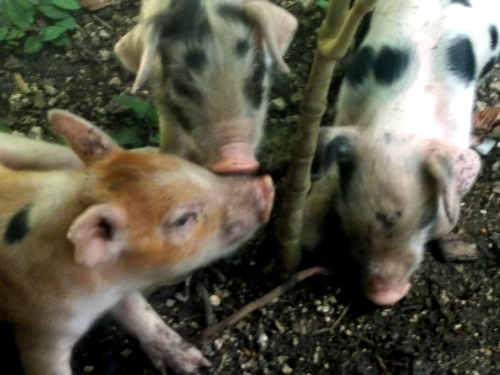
0,1 -> 498,374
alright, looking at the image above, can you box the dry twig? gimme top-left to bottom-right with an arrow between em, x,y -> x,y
198,266 -> 331,340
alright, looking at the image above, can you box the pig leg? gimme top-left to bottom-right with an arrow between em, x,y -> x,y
111,292 -> 211,375
15,329 -> 74,375
0,133 -> 83,170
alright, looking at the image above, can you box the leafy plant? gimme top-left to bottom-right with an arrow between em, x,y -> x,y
112,95 -> 160,148
0,123 -> 12,133
0,0 -> 80,53
317,0 -> 330,9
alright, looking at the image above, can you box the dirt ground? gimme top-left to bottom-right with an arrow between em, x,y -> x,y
0,1 -> 499,374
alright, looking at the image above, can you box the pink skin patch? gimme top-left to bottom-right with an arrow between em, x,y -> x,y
363,277 -> 412,306
208,142 -> 259,174
256,175 -> 275,223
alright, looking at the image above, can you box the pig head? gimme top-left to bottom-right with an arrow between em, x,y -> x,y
114,0 -> 298,173
0,110 -> 274,375
309,126 -> 480,306
304,0 -> 498,306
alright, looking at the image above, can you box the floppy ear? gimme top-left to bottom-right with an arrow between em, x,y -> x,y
48,109 -> 121,166
244,1 -> 298,72
311,126 -> 360,181
423,141 -> 481,237
114,23 -> 160,93
68,204 -> 128,267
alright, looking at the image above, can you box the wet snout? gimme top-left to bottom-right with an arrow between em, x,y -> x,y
208,142 -> 259,174
362,275 -> 412,306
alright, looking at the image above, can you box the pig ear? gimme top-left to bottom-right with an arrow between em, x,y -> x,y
114,23 -> 160,93
68,204 -> 128,268
423,142 -> 481,233
48,109 -> 121,166
244,1 -> 298,72
311,126 -> 360,181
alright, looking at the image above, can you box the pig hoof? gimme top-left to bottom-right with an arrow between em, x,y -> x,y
439,234 -> 479,262
142,341 -> 211,375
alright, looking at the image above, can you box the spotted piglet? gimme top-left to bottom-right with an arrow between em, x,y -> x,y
303,0 -> 500,306
114,0 -> 298,173
0,110 -> 274,375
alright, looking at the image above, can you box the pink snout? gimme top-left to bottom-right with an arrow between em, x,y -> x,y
362,276 -> 411,306
208,143 -> 259,174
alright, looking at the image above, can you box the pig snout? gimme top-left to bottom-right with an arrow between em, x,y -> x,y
362,276 -> 412,306
208,142 -> 259,174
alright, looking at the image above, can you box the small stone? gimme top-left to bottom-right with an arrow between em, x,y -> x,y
98,30 -> 110,39
120,348 -> 132,357
440,236 -> 479,262
210,294 -> 221,306
83,365 -> 94,373
33,91 -> 45,109
281,364 -> 293,374
99,49 -> 111,61
28,126 -> 42,140
43,85 -> 57,96
165,298 -> 175,307
257,333 -> 269,351
109,76 -> 122,85
270,97 -> 286,110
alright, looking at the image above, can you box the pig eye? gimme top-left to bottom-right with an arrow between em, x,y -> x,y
170,212 -> 198,228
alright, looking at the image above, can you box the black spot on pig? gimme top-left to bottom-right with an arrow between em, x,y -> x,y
490,25 -> 498,50
354,11 -> 373,49
217,4 -> 251,28
374,46 -> 410,85
346,46 -> 375,85
171,78 -> 203,106
447,37 -> 476,83
245,58 -> 267,108
480,58 -> 495,79
184,49 -> 207,72
236,39 -> 251,57
157,0 -> 211,42
5,205 -> 30,244
450,0 -> 471,6
168,104 -> 194,132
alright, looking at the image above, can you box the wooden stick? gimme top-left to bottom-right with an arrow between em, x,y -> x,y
274,0 -> 378,278
198,266 -> 331,340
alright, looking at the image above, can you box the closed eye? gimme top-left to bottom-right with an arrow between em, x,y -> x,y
170,212 -> 198,228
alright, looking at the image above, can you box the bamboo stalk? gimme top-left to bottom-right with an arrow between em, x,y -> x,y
275,0 -> 378,278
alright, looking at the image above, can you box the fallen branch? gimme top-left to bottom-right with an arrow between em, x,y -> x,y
198,266 -> 331,340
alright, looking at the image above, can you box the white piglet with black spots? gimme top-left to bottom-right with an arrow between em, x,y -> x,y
115,0 -> 298,173
304,0 -> 500,306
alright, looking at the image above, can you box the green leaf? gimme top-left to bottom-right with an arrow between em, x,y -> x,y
51,34 -> 70,46
24,36 -> 42,53
0,27 -> 10,41
55,17 -> 77,30
0,123 -> 12,133
6,28 -> 25,40
40,25 -> 66,41
38,4 -> 70,19
114,95 -> 154,119
112,127 -> 145,148
3,0 -> 34,29
51,0 -> 80,10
